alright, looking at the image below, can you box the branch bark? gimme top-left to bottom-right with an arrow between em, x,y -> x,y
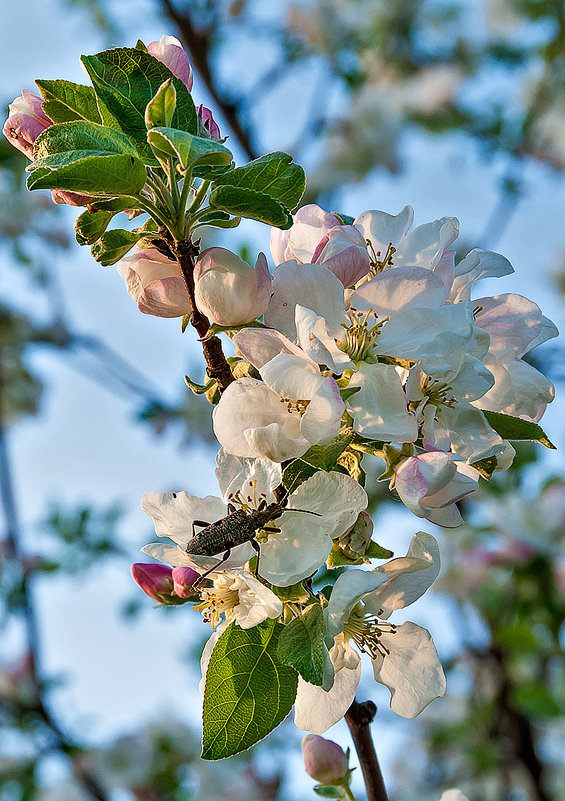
345,698 -> 389,801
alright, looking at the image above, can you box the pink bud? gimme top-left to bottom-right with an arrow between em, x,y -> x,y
117,247 -> 189,318
194,247 -> 272,326
51,189 -> 91,207
312,225 -> 371,286
302,735 -> 349,784
197,105 -> 222,141
3,90 -> 52,158
131,563 -> 182,604
172,566 -> 200,598
147,35 -> 193,90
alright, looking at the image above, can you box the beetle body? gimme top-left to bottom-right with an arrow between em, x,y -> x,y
186,502 -> 286,557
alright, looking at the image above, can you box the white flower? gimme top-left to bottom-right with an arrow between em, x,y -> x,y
193,568 -> 282,630
117,247 -> 188,318
295,532 -> 445,732
213,353 -> 344,462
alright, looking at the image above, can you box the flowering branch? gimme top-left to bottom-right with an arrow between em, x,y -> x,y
345,699 -> 388,801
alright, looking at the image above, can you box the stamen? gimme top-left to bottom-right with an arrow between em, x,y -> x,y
193,586 -> 239,629
337,307 -> 388,362
366,240 -> 396,277
343,608 -> 397,659
280,397 -> 311,416
419,375 -> 456,408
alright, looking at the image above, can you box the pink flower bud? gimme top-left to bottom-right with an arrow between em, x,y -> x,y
3,90 -> 52,157
50,189 -> 91,207
117,247 -> 189,318
147,35 -> 193,90
194,247 -> 272,326
312,225 -> 371,286
302,735 -> 349,784
131,563 -> 182,604
197,105 -> 222,140
171,566 -> 200,598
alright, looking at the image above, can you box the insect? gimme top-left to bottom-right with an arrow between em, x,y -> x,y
186,495 -> 320,583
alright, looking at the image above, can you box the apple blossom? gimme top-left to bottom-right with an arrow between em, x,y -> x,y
147,34 -> 193,90
295,532 -> 444,733
197,104 -> 222,140
193,247 -> 271,326
213,353 -> 344,462
193,569 -> 282,630
171,566 -> 200,598
117,247 -> 189,318
131,563 -> 187,605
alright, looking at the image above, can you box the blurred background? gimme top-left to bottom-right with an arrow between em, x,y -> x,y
1,1 -> 564,799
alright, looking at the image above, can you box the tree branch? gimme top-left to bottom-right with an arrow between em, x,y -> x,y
345,698 -> 389,801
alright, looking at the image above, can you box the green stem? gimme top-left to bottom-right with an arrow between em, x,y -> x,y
188,179 -> 210,214
168,156 -> 181,208
146,172 -> 176,221
133,194 -> 175,234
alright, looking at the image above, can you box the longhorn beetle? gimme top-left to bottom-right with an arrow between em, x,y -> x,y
186,496 -> 321,584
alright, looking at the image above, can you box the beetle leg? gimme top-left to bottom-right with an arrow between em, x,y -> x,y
227,503 -> 236,514
250,539 -> 262,578
191,520 -> 210,537
257,499 -> 267,511
194,547 -> 232,589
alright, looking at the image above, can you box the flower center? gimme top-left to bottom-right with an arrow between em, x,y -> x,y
337,307 -> 388,362
419,374 -> 456,408
343,605 -> 397,659
280,397 -> 311,416
193,586 -> 239,629
367,240 -> 396,277
227,480 -> 266,512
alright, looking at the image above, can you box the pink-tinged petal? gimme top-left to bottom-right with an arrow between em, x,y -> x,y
196,104 -> 221,140
264,261 -> 346,341
312,225 -> 370,287
372,622 -> 446,718
354,206 -> 414,253
147,34 -> 193,89
50,190 -> 91,206
131,563 -> 177,603
295,305 -> 353,373
284,205 -> 340,263
395,216 -> 459,270
138,276 -> 189,317
294,642 -> 361,734
524,315 -> 558,352
352,265 -> 447,316
473,293 -> 542,360
433,248 -> 455,292
171,566 -> 200,597
233,328 -> 309,369
347,363 -> 418,443
271,225 -> 290,265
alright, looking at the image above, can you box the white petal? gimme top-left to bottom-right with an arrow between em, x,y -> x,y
439,791 -> 471,801
371,621 -> 446,718
141,491 -> 226,545
214,448 -> 281,504
326,569 -> 389,639
347,363 -> 418,443
474,293 -> 542,361
258,515 -> 332,586
448,248 -> 514,303
367,532 -> 440,617
294,641 -> 361,734
394,217 -> 459,270
264,261 -> 346,341
289,471 -> 368,540
353,266 -> 447,316
230,571 -> 283,628
448,403 -> 505,462
244,422 -> 310,462
354,206 -> 414,252
233,328 -> 310,369
376,304 -> 474,363
141,541 -> 254,571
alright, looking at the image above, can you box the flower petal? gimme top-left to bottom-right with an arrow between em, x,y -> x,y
347,363 -> 418,443
288,471 -> 368,540
141,491 -> 226,545
258,514 -> 332,586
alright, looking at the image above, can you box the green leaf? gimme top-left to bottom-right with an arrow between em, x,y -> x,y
81,47 -> 197,163
33,120 -> 138,162
202,619 -> 298,759
145,79 -> 176,130
212,152 -> 305,210
314,786 -> 349,799
87,197 -> 137,213
470,455 -> 498,479
209,184 -> 293,228
278,604 -> 325,685
147,127 -> 233,171
196,211 -> 241,229
36,79 -> 102,124
332,212 -> 355,225
482,410 -> 555,449
366,541 -> 394,559
75,208 -> 114,246
90,229 -> 141,265
282,459 -> 319,492
27,154 -> 147,198
300,428 -> 355,472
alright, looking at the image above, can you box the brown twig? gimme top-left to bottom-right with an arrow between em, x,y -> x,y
171,237 -> 234,393
345,698 -> 389,801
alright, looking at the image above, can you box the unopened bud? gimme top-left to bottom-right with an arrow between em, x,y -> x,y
131,563 -> 185,604
338,511 -> 373,560
197,105 -> 222,140
171,566 -> 200,598
302,735 -> 349,784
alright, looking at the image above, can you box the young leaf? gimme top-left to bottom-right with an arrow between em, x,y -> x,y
212,151 -> 305,210
202,619 -> 298,760
482,410 -> 556,449
209,184 -> 293,228
33,121 -> 138,161
27,154 -> 147,198
300,429 -> 355,472
144,79 -> 176,130
90,229 -> 141,265
195,211 -> 241,229
147,127 -> 232,171
81,47 -> 197,163
36,79 -> 102,124
75,208 -> 115,246
278,603 -> 325,686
